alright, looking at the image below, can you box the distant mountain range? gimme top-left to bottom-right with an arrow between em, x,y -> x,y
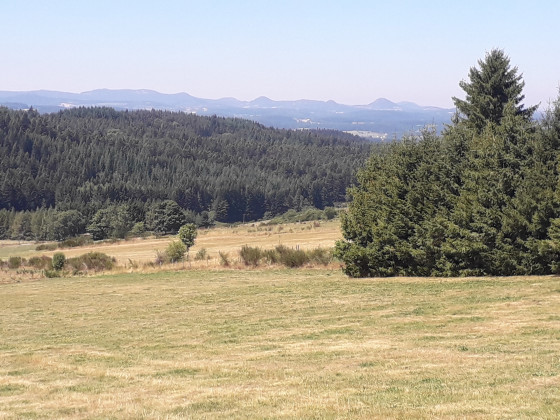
0,89 -> 455,139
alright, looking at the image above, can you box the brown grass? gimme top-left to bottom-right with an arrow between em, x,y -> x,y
0,220 -> 341,280
1,221 -> 559,417
0,270 -> 559,418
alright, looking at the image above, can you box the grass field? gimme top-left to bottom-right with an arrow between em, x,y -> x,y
0,220 -> 341,278
1,269 -> 559,418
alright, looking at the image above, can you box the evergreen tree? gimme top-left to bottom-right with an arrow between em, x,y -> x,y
337,50 -> 560,277
452,49 -> 538,133
87,208 -> 114,240
0,106 -> 370,231
335,130 -> 455,277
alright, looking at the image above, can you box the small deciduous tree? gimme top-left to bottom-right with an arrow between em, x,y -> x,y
166,240 -> 186,263
52,210 -> 86,241
178,223 -> 197,252
146,200 -> 187,235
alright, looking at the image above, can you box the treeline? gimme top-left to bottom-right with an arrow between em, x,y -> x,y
336,50 -> 560,276
0,107 -> 373,240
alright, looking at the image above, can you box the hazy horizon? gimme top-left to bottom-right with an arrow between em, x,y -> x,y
0,87 -> 456,109
2,1 -> 559,109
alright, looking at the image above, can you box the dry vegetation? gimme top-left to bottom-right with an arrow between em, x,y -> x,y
0,220 -> 341,282
1,220 -> 559,418
1,270 -> 559,418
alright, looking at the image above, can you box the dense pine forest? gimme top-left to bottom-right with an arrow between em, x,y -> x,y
336,50 -> 560,276
0,108 -> 372,240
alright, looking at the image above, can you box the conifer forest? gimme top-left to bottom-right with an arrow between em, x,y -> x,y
336,50 -> 560,276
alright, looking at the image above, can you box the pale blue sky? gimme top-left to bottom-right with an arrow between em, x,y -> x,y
1,0 -> 559,108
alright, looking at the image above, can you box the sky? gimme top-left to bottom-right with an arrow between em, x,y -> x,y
1,0 -> 559,108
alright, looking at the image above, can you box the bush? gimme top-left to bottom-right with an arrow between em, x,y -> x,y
59,236 -> 92,248
324,207 -> 338,220
154,250 -> 167,265
8,256 -> 23,269
219,251 -> 230,267
178,223 -> 197,250
301,208 -> 325,222
27,255 -> 52,269
44,269 -> 60,278
52,252 -> 66,271
66,252 -> 115,272
308,247 -> 333,265
166,240 -> 186,263
263,249 -> 279,264
35,243 -> 58,251
235,246 -> 333,268
194,248 -> 208,261
239,245 -> 263,266
128,222 -> 146,238
275,245 -> 309,268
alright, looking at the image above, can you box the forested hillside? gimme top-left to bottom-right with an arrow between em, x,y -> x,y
336,49 -> 560,276
0,107 -> 372,240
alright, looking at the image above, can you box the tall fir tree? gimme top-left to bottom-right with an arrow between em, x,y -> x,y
337,50 -> 560,277
452,49 -> 538,133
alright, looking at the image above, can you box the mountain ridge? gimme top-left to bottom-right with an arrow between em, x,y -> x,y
0,89 -> 455,139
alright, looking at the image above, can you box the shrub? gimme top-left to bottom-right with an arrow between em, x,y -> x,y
52,252 -> 66,271
128,222 -> 146,238
166,240 -> 186,263
275,245 -> 309,268
324,207 -> 338,220
59,236 -> 92,249
44,269 -> 60,278
35,243 -> 58,251
239,245 -> 263,266
27,255 -> 52,269
8,256 -> 23,269
154,250 -> 167,265
301,208 -> 325,222
178,224 -> 197,250
66,252 -> 115,272
263,249 -> 279,264
194,248 -> 208,261
219,251 -> 230,267
308,247 -> 333,266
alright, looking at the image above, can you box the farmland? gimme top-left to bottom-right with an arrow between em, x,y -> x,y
1,271 -> 559,418
1,220 -> 559,418
0,220 -> 341,282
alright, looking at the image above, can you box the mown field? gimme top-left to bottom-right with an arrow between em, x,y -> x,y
1,267 -> 559,419
0,220 -> 341,282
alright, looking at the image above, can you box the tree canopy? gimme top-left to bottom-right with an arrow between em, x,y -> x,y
178,223 -> 197,251
452,49 -> 538,133
0,108 -> 374,240
336,50 -> 560,277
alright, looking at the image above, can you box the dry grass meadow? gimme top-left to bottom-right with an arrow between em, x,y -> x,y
0,220 -> 341,280
1,220 -> 560,418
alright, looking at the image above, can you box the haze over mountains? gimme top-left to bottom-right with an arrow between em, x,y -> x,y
0,89 -> 455,139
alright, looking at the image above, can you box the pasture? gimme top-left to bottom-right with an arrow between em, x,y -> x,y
0,220 -> 341,280
1,268 -> 559,418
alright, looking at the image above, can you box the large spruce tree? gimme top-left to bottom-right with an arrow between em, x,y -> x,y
452,49 -> 538,133
336,50 -> 560,277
